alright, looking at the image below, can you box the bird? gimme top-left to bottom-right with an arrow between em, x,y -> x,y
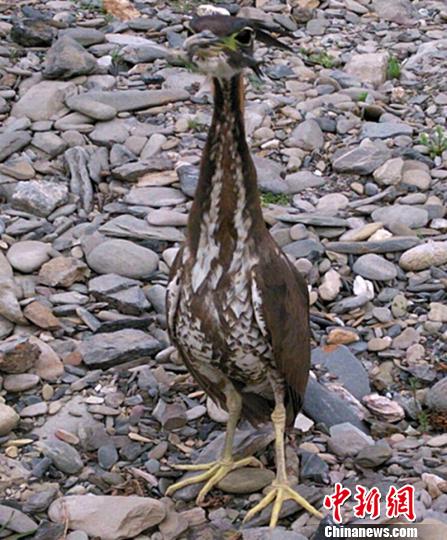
165,14 -> 322,527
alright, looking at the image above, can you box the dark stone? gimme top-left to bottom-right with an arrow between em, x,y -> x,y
11,19 -> 55,47
300,451 -> 329,484
303,377 -> 369,432
78,329 -> 161,368
311,345 -> 370,400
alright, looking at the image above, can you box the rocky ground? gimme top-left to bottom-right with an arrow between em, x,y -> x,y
0,0 -> 447,538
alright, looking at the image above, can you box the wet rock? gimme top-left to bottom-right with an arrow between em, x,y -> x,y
78,329 -> 160,368
48,495 -> 166,540
39,256 -> 88,288
0,403 -> 20,436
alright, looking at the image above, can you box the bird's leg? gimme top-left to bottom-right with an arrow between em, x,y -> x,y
243,400 -> 323,527
166,385 -> 262,504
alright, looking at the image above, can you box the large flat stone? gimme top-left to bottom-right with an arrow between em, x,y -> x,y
11,81 -> 76,121
76,89 -> 189,112
78,329 -> 161,368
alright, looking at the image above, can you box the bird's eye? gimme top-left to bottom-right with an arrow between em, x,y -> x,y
235,28 -> 253,46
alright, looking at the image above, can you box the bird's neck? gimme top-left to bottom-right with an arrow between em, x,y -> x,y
187,74 -> 265,262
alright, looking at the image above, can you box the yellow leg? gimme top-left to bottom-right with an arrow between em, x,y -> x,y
243,402 -> 323,527
166,386 -> 262,504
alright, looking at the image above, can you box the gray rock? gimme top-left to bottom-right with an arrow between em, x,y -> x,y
0,504 -> 37,534
332,139 -> 392,174
48,495 -> 165,540
328,422 -> 374,457
78,329 -> 161,368
89,274 -> 149,315
361,122 -> 413,139
303,377 -> 368,432
218,467 -> 275,494
177,164 -> 198,197
290,119 -> 324,151
12,181 -> 69,217
75,89 -> 189,112
41,440 -> 83,474
373,157 -> 404,186
426,378 -> 447,413
125,186 -> 186,207
145,284 -> 166,314
43,36 -> 97,80
32,132 -> 67,157
0,131 -> 31,162
23,486 -> 58,513
0,278 -> 26,324
0,251 -> 13,278
4,374 -> 40,392
344,52 -> 389,87
100,215 -> 184,242
372,0 -> 416,25
85,239 -> 159,279
98,444 -> 118,470
11,19 -> 55,47
253,156 -> 287,194
89,119 -> 129,145
282,239 -> 325,259
371,205 -> 429,229
65,95 -> 117,121
286,171 -> 326,193
353,254 -> 397,281
60,27 -> 105,46
300,451 -> 329,483
122,43 -> 170,64
0,403 -> 20,436
325,237 -> 420,254
312,345 -> 370,399
242,527 -> 307,540
11,80 -> 76,121
355,442 -> 393,468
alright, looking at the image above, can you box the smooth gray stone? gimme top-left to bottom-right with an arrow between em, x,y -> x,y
325,237 -> 421,254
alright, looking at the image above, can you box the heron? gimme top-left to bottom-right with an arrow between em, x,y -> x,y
165,14 -> 322,527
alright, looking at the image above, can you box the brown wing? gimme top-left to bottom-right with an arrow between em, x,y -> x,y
254,236 -> 311,422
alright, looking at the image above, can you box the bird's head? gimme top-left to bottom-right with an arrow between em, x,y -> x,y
183,15 -> 291,80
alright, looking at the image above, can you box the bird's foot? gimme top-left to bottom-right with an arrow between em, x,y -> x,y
243,481 -> 323,528
166,456 -> 263,504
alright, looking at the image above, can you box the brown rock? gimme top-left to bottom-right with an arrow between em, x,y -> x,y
38,256 -> 88,288
48,495 -> 166,540
23,301 -> 60,330
153,399 -> 187,430
29,337 -> 64,381
326,328 -> 359,345
0,337 -> 40,374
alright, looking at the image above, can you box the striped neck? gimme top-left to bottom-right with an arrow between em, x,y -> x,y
187,74 -> 264,264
